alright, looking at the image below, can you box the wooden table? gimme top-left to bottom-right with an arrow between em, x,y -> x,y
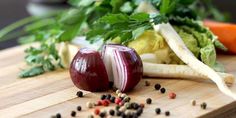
0,45 -> 236,118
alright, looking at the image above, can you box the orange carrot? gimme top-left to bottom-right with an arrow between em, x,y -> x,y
204,20 -> 236,54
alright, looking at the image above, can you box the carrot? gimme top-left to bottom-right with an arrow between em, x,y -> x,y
204,20 -> 236,54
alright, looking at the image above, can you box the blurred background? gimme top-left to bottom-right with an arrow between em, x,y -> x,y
0,0 -> 235,50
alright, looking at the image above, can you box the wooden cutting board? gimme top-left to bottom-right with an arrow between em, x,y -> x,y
0,45 -> 236,118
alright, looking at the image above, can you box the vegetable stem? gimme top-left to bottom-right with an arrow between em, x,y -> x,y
0,16 -> 38,42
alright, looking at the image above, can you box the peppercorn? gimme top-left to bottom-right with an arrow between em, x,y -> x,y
131,102 -> 139,110
86,102 -> 94,108
110,96 -> 115,103
109,109 -> 115,116
76,91 -> 83,97
99,112 -> 106,118
94,108 -> 100,115
140,103 -> 145,108
102,100 -> 110,106
136,108 -> 143,116
168,92 -> 176,99
155,108 -> 161,114
87,114 -> 94,118
160,88 -> 166,93
132,113 -> 138,118
115,98 -> 122,104
115,105 -> 120,111
191,100 -> 196,106
109,81 -> 114,89
146,98 -> 152,104
123,96 -> 131,102
121,93 -> 127,98
97,100 -> 102,106
101,94 -> 106,100
118,93 -> 122,98
145,80 -> 150,86
77,106 -> 82,111
116,90 -> 121,94
119,106 -> 126,112
201,102 -> 207,109
55,113 -> 61,118
119,101 -> 124,106
106,94 -> 111,99
71,111 -> 76,117
137,107 -> 143,114
165,111 -> 170,116
124,102 -> 131,109
125,110 -> 132,115
116,111 -> 122,116
121,112 -> 126,118
154,83 -> 161,90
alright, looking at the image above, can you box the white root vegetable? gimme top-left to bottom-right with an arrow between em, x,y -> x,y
154,23 -> 236,99
143,62 -> 235,85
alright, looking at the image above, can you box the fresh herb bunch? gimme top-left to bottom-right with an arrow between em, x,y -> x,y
0,0 -> 229,78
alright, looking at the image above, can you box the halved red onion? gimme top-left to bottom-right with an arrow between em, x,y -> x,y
69,48 -> 109,92
102,44 -> 143,92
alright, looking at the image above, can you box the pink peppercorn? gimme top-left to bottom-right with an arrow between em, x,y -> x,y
115,98 -> 122,104
94,108 -> 100,115
168,92 -> 176,99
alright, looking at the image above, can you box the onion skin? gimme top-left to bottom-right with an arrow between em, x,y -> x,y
103,44 -> 143,92
70,48 -> 109,92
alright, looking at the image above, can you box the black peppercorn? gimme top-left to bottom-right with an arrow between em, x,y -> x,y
155,108 -> 161,114
201,102 -> 207,109
101,94 -> 106,100
99,112 -> 106,118
71,111 -> 76,117
131,103 -> 139,110
115,105 -> 120,111
160,88 -> 166,94
110,96 -> 115,103
145,80 -> 150,86
121,112 -> 126,118
109,109 -> 115,116
116,111 -> 122,116
106,94 -> 111,100
133,113 -> 138,118
165,111 -> 170,116
136,108 -> 143,116
109,81 -> 114,89
55,113 -> 61,118
76,91 -> 83,97
154,83 -> 161,90
146,98 -> 152,104
77,106 -> 82,111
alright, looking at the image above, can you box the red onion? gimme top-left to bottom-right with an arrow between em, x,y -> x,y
70,45 -> 143,92
70,48 -> 109,92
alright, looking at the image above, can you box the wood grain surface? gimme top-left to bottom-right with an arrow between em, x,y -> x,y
0,45 -> 236,118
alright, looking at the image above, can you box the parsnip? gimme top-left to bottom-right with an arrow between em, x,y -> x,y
154,23 -> 236,99
143,62 -> 234,85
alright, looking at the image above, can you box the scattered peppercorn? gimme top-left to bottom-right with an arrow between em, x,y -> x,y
168,92 -> 176,99
146,98 -> 152,104
154,83 -> 161,90
86,102 -> 94,108
136,108 -> 143,116
119,101 -> 124,106
116,90 -> 121,94
77,106 -> 82,111
160,88 -> 166,93
201,102 -> 207,109
115,98 -> 122,104
155,108 -> 161,114
121,93 -> 127,98
119,106 -> 126,112
145,80 -> 150,86
123,96 -> 131,102
76,91 -> 83,97
106,94 -> 111,99
115,105 -> 120,111
97,100 -> 102,106
109,109 -> 115,116
87,114 -> 94,118
133,112 -> 138,118
116,111 -> 122,116
118,93 -> 122,98
94,108 -> 100,115
121,112 -> 126,118
165,111 -> 170,116
110,96 -> 115,103
131,102 -> 139,110
55,113 -> 61,118
102,100 -> 110,106
109,81 -> 114,89
99,112 -> 106,118
101,94 -> 106,100
140,103 -> 145,108
191,100 -> 196,106
71,111 -> 76,117
124,102 -> 131,109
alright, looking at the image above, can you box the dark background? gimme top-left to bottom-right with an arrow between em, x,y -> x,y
0,0 -> 235,50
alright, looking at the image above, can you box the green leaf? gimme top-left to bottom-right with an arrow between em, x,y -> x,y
160,0 -> 178,15
68,0 -> 95,7
130,13 -> 150,22
19,66 -> 45,78
99,13 -> 129,25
